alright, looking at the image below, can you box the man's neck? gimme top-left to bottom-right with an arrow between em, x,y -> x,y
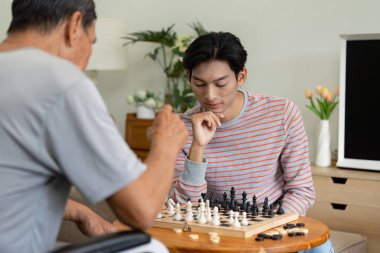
221,91 -> 245,123
0,28 -> 62,55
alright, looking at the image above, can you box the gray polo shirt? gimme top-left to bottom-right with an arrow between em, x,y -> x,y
0,48 -> 146,253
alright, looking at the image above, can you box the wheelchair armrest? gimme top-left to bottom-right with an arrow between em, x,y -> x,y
52,230 -> 151,253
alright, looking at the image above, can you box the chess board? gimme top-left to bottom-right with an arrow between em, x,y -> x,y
153,205 -> 298,238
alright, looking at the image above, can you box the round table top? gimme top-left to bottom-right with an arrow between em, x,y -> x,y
113,216 -> 330,253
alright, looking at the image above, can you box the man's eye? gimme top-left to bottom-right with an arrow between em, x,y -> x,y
216,83 -> 227,87
194,83 -> 205,87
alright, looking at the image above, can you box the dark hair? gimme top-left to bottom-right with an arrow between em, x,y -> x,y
7,0 -> 97,34
183,32 -> 247,80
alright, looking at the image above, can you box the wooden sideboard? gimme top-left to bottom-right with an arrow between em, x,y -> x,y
308,164 -> 380,253
125,113 -> 153,160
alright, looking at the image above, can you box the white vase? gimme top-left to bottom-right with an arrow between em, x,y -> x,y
315,120 -> 331,167
136,105 -> 155,119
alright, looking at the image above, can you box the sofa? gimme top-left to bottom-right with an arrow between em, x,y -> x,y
58,188 -> 367,252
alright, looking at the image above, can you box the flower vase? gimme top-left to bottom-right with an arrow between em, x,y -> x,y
136,105 -> 155,119
315,120 -> 331,167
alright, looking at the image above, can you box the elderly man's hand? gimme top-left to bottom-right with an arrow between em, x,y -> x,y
64,199 -> 116,237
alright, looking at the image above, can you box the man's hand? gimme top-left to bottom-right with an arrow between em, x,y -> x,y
191,111 -> 224,147
149,105 -> 188,153
188,111 -> 224,163
64,199 -> 116,237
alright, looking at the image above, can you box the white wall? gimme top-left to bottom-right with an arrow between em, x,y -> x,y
1,0 -> 380,162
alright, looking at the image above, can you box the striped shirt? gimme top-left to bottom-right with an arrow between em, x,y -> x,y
170,90 -> 315,216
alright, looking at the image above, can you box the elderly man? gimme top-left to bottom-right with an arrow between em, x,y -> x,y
0,1 -> 188,252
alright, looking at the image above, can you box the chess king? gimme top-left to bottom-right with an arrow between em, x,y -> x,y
169,32 -> 335,253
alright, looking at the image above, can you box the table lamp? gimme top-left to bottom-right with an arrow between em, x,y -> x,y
86,18 -> 128,83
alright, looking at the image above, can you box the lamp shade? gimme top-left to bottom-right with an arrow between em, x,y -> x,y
86,18 -> 128,71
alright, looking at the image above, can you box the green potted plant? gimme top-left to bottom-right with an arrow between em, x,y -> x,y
123,21 -> 207,112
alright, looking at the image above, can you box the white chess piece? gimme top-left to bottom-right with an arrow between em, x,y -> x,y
186,201 -> 193,212
205,200 -> 210,209
167,199 -> 175,216
241,211 -> 248,226
156,211 -> 163,219
228,210 -> 234,224
233,212 -> 241,228
206,209 -> 213,223
173,203 -> 183,221
198,209 -> 207,224
212,207 -> 220,226
213,206 -> 220,220
185,209 -> 194,222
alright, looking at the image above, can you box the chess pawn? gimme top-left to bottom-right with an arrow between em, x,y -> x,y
241,211 -> 248,226
167,200 -> 175,216
277,200 -> 285,215
186,201 -> 193,212
233,212 -> 241,228
185,209 -> 194,222
173,202 -> 183,221
212,212 -> 221,226
206,209 -> 213,223
198,209 -> 207,224
228,210 -> 234,224
213,206 -> 220,220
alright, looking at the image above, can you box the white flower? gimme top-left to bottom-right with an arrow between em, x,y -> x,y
136,90 -> 147,100
126,95 -> 135,104
156,100 -> 164,109
144,98 -> 157,109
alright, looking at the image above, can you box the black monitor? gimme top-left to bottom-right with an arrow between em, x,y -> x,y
337,34 -> 380,171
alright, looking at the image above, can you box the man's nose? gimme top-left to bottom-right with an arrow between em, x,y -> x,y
205,85 -> 217,101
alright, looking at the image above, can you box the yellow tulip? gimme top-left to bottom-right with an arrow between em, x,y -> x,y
316,85 -> 323,95
321,87 -> 329,99
305,89 -> 313,99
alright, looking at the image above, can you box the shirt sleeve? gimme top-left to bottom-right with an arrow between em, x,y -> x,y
42,79 -> 146,204
280,99 -> 316,216
170,153 -> 208,204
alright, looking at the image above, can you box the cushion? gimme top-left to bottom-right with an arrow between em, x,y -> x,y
330,230 -> 367,253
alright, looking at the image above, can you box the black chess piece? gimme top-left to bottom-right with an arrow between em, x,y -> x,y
230,187 -> 236,207
262,197 -> 269,215
268,204 -> 275,216
201,192 -> 206,201
245,201 -> 251,213
209,192 -> 215,207
252,195 -> 257,205
277,200 -> 285,215
241,191 -> 247,210
252,206 -> 258,217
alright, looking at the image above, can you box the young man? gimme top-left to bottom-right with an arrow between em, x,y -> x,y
0,1 -> 187,252
171,32 -> 334,252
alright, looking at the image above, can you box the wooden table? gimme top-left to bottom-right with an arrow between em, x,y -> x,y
113,217 -> 329,253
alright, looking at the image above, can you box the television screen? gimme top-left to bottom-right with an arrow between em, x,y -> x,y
338,34 -> 380,171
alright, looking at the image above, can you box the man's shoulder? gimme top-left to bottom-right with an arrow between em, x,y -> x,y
246,92 -> 292,110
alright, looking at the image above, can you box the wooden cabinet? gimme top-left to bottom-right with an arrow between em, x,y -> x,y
125,113 -> 153,160
308,165 -> 380,253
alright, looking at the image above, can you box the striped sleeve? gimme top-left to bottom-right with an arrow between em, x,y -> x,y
280,99 -> 315,216
170,155 -> 208,204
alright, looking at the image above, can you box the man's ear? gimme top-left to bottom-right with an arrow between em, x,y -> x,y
64,11 -> 83,47
238,67 -> 247,86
